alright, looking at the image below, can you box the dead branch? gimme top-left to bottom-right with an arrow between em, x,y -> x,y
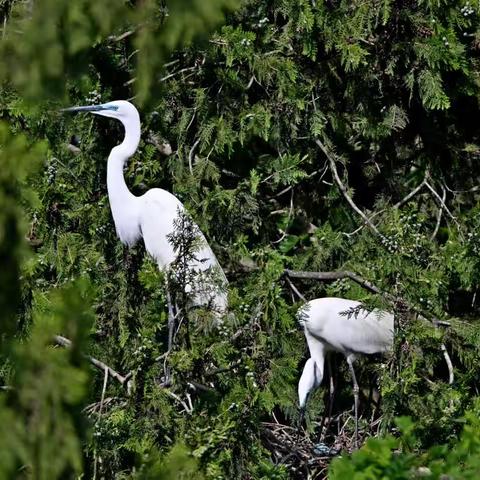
441,343 -> 454,384
159,64 -> 201,83
430,184 -> 446,241
315,138 -> 382,237
54,335 -> 132,388
425,180 -> 461,232
285,269 -> 384,296
165,390 -> 193,414
108,29 -> 137,42
204,359 -> 243,377
285,275 -> 307,301
188,138 -> 200,175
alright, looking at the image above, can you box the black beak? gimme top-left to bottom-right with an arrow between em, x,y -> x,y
60,105 -> 104,113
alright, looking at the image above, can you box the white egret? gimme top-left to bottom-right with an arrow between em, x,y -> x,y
62,100 -> 228,330
297,297 -> 393,447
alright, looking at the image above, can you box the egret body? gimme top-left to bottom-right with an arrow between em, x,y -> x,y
298,297 -> 394,446
62,101 -> 228,317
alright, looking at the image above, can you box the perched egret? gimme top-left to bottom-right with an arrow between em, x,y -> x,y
62,100 -> 228,323
297,297 -> 393,447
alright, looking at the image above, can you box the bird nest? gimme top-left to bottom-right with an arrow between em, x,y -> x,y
261,410 -> 384,479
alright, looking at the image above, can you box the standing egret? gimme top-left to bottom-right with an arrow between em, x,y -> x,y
62,100 -> 228,331
297,297 -> 393,447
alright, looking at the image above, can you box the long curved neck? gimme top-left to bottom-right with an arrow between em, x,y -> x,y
107,117 -> 141,204
107,116 -> 141,245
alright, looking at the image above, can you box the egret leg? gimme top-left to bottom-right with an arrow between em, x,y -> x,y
319,355 -> 335,441
346,355 -> 359,449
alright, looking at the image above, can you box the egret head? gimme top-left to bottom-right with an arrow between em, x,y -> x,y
298,358 -> 322,410
61,100 -> 139,123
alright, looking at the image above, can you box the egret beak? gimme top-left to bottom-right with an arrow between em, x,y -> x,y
60,105 -> 103,113
60,104 -> 118,113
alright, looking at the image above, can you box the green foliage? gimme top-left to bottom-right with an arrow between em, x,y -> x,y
0,122 -> 46,340
1,0 -> 480,478
330,402 -> 480,479
0,0 -> 236,104
0,280 -> 93,479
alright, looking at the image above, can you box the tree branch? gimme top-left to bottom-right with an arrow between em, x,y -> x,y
284,275 -> 306,301
441,343 -> 454,384
188,138 -> 200,175
315,138 -> 382,237
430,184 -> 446,241
54,335 -> 132,388
425,180 -> 461,233
393,176 -> 427,209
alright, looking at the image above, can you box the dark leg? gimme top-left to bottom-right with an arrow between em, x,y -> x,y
320,355 -> 335,441
347,355 -> 359,449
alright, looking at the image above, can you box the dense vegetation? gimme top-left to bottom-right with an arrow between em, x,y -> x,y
1,0 -> 479,478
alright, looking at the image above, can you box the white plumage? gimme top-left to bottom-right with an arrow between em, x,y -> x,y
298,297 -> 394,445
63,100 -> 228,315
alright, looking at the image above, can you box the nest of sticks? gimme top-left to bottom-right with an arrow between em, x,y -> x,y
261,409 -> 384,479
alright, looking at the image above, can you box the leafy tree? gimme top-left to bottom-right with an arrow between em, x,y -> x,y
1,0 -> 480,478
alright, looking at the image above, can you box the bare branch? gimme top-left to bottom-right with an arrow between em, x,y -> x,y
53,335 -> 132,388
425,180 -> 461,232
108,29 -> 137,42
315,139 -> 382,237
165,390 -> 192,414
159,65 -> 200,83
430,184 -> 446,241
204,359 -> 243,377
284,275 -> 307,301
188,138 -> 200,175
393,176 -> 427,209
441,343 -> 454,384
285,269 -> 384,296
